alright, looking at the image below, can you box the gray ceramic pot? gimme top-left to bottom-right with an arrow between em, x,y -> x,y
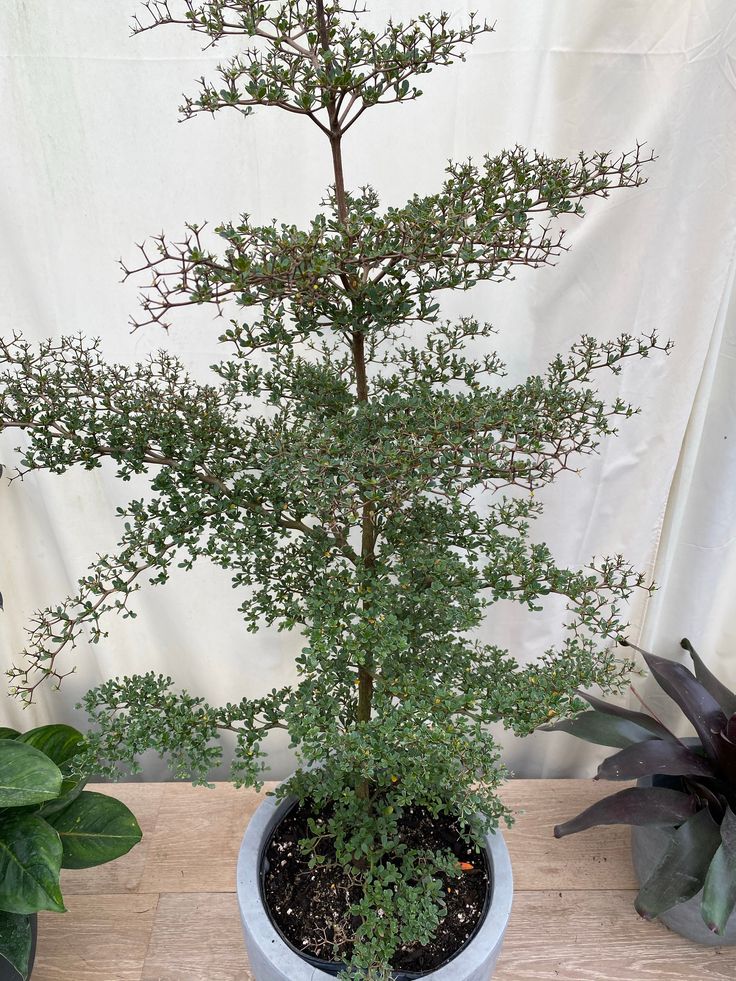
236,792 -> 513,981
631,773 -> 736,945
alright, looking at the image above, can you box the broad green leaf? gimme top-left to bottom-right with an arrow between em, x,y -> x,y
0,742 -> 63,808
702,806 -> 736,935
554,787 -> 698,838
17,725 -> 86,768
46,791 -> 142,869
540,709 -> 661,749
635,808 -> 722,920
0,730 -> 19,742
0,911 -> 32,980
0,813 -> 64,913
37,774 -> 87,820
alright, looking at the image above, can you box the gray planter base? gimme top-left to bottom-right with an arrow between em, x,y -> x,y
236,792 -> 513,981
631,824 -> 736,946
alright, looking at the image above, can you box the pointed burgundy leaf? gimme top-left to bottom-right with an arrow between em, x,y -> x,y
711,730 -> 736,788
726,714 -> 736,745
539,710 -> 664,749
578,689 -> 674,740
626,642 -> 727,764
554,787 -> 698,839
596,738 -> 715,781
687,780 -> 726,823
681,638 -> 736,716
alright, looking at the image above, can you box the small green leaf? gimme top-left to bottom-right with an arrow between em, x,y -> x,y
46,791 -> 142,869
0,813 -> 65,913
0,730 -> 19,742
0,911 -> 32,980
0,742 -> 63,808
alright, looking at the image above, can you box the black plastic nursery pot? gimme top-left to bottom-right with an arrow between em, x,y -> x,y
260,799 -> 494,980
0,915 -> 37,981
236,790 -> 514,981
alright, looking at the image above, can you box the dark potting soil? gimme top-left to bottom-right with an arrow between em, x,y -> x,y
262,801 -> 490,975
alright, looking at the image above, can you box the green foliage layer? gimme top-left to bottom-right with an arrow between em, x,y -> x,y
1,3 -> 669,975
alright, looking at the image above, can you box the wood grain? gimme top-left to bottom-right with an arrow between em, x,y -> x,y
35,894 -> 159,981
141,893 -> 252,981
497,891 -> 736,980
500,779 -> 638,890
28,780 -> 735,981
137,782 -> 267,894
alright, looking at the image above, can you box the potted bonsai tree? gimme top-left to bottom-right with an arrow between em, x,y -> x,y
0,2 -> 669,977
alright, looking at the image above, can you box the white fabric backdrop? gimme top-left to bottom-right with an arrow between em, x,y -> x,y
1,1 -> 735,779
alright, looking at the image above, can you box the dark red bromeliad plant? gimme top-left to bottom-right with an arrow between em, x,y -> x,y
0,2 -> 669,977
545,638 -> 736,938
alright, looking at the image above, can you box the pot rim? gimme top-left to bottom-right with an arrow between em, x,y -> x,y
237,790 -> 513,980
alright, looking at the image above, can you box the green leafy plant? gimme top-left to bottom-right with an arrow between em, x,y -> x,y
544,638 -> 736,936
0,725 -> 141,980
0,2 -> 670,976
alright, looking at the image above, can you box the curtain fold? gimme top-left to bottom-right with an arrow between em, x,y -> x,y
1,1 -> 734,778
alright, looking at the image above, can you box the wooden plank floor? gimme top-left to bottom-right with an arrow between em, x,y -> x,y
32,780 -> 736,980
